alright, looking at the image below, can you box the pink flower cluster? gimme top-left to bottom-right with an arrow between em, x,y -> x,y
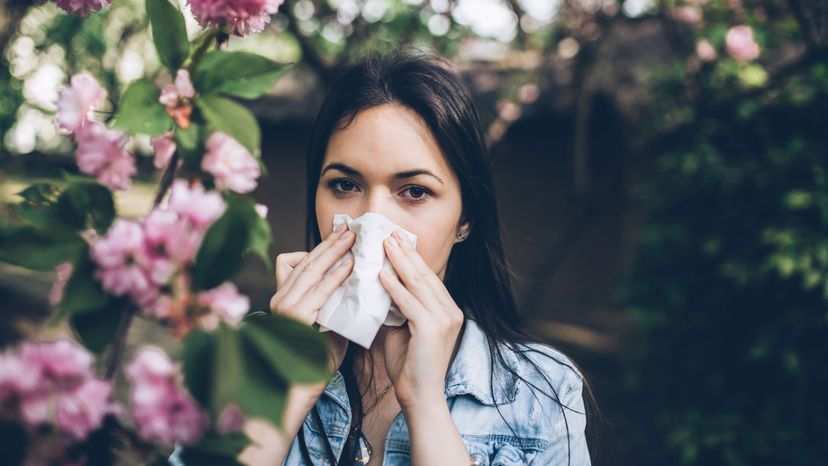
202,132 -> 261,193
51,0 -> 112,17
188,0 -> 284,37
194,282 -> 250,331
90,180 -> 225,317
0,339 -> 119,442
125,346 -> 208,446
56,72 -> 136,191
87,179 -> 251,333
725,25 -> 760,62
151,132 -> 178,170
159,69 -> 196,129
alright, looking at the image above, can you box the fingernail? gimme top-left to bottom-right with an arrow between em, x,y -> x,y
339,231 -> 354,241
387,236 -> 399,248
334,223 -> 346,233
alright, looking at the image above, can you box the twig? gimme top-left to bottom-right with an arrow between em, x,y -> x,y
105,306 -> 135,380
105,150 -> 179,380
152,151 -> 180,207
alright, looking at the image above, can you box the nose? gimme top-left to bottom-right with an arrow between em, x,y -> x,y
358,186 -> 394,220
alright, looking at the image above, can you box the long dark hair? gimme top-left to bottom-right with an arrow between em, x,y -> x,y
302,45 -> 600,465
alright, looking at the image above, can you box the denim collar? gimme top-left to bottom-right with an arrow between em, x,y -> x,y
323,317 -> 520,410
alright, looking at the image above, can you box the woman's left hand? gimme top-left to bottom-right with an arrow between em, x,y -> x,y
377,229 -> 465,409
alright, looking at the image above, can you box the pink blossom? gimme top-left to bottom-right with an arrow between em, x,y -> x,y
255,203 -> 268,219
125,346 -> 177,384
216,403 -> 245,434
56,378 -> 116,440
74,122 -> 136,191
159,69 -> 196,107
0,351 -> 40,397
18,339 -> 93,383
151,132 -> 177,169
168,178 -> 226,228
49,262 -> 74,307
0,339 -> 117,445
201,132 -> 261,193
188,0 -> 284,37
725,25 -> 760,62
56,72 -> 107,134
126,347 -> 208,446
51,0 -> 112,17
144,209 -> 202,268
696,39 -> 718,62
90,218 -> 154,299
195,282 -> 250,330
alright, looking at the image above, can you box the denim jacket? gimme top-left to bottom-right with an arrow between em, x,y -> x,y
282,317 -> 591,466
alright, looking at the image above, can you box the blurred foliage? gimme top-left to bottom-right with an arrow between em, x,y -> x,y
618,0 -> 828,464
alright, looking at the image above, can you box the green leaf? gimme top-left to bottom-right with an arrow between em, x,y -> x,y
191,198 -> 250,291
60,179 -> 116,234
70,304 -> 124,354
14,179 -> 114,236
237,337 -> 288,427
146,0 -> 190,73
196,95 -> 260,154
212,325 -> 243,418
17,183 -> 60,205
0,226 -> 85,271
112,79 -> 173,137
249,208 -> 272,270
191,195 -> 271,290
182,330 -> 214,409
194,51 -> 291,99
174,122 -> 203,170
59,255 -> 112,315
240,313 -> 330,385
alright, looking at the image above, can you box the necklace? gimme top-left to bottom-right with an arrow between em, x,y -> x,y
364,382 -> 394,416
353,382 -> 394,465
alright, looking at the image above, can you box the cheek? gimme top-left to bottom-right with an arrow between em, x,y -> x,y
408,229 -> 454,272
315,194 -> 334,239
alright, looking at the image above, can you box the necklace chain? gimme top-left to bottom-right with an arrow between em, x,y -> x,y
363,382 -> 394,417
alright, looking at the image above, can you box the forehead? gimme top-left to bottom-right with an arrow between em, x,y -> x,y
323,104 -> 453,178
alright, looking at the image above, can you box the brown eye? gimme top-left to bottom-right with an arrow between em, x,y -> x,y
408,187 -> 426,198
328,179 -> 358,194
402,185 -> 432,203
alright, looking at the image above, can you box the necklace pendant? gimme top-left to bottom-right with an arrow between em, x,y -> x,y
354,432 -> 373,465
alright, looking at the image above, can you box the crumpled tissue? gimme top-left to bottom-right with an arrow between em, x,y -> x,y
316,212 -> 417,349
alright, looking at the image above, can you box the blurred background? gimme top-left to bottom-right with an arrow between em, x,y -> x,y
1,0 -> 827,464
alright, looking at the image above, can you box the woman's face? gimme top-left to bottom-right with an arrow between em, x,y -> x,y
316,103 -> 470,281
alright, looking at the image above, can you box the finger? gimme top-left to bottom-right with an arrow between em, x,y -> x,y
298,252 -> 355,314
378,266 -> 430,325
274,251 -> 307,291
280,224 -> 350,295
280,230 -> 356,306
390,230 -> 454,307
383,236 -> 445,315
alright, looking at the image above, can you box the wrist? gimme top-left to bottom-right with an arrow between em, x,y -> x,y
398,390 -> 448,415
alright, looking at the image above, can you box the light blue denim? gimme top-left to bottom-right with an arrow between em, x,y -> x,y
282,317 -> 591,465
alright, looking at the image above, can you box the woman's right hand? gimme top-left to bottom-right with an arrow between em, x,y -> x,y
269,223 -> 355,375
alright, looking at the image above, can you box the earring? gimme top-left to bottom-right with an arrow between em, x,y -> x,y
455,231 -> 469,241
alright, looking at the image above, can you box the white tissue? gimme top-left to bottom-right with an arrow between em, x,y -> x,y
316,212 -> 418,349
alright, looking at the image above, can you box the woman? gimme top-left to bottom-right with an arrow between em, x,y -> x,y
249,46 -> 596,466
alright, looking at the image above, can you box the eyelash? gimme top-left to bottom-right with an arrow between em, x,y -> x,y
326,178 -> 433,204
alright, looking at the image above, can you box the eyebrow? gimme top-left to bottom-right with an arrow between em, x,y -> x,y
320,162 -> 445,185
